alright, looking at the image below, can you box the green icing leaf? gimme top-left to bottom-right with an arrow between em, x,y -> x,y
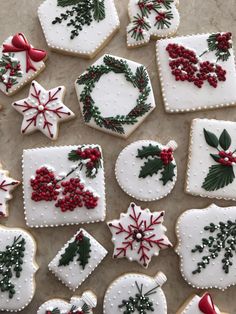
139,158 -> 163,178
58,240 -> 78,266
57,0 -> 80,6
203,128 -> 219,148
68,150 -> 80,161
77,235 -> 91,269
202,164 -> 235,191
219,129 -> 231,151
210,154 -> 221,163
93,0 -> 105,21
160,162 -> 176,185
137,144 -> 161,159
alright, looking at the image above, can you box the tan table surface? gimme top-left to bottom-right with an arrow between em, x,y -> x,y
0,0 -> 236,313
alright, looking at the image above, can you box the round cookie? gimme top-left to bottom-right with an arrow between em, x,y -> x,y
115,139 -> 177,201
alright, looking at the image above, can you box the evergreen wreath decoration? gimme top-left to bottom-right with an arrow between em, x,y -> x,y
76,55 -> 152,134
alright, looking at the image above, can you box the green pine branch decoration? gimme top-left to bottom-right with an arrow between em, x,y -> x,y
207,33 -> 232,62
154,11 -> 173,29
0,53 -> 22,92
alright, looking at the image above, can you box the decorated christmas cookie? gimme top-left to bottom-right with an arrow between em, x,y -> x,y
49,228 -> 107,290
23,145 -> 106,228
127,0 -> 180,48
0,163 -> 20,218
156,32 -> 236,112
104,271 -> 167,314
176,203 -> 236,290
115,140 -> 177,201
0,225 -> 38,312
177,293 -> 227,314
37,290 -> 97,314
186,118 -> 236,201
12,80 -> 75,140
38,0 -> 120,58
0,33 -> 47,96
75,54 -> 156,138
107,203 -> 172,268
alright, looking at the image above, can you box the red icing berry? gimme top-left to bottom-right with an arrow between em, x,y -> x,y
156,12 -> 166,22
160,148 -> 173,165
216,32 -> 232,51
218,151 -> 236,166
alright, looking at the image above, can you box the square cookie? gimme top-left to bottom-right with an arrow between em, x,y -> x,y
156,32 -> 236,112
23,145 -> 106,227
186,118 -> 236,200
49,228 -> 108,290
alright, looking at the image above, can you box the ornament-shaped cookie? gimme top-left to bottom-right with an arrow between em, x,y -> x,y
75,54 -> 156,138
108,202 -> 172,268
38,0 -> 120,58
37,290 -> 97,314
156,32 -> 236,112
115,140 -> 177,201
104,271 -> 167,314
23,144 -> 106,228
0,225 -> 38,312
176,203 -> 236,290
127,0 -> 180,48
0,33 -> 47,96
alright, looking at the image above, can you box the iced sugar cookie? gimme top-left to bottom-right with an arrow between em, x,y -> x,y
127,0 -> 180,48
104,271 -> 167,314
0,163 -> 20,218
49,228 -> 107,290
38,0 -> 120,58
23,145 -> 106,228
186,118 -> 236,201
0,33 -> 47,96
75,54 -> 156,138
0,225 -> 38,312
115,140 -> 177,201
156,32 -> 236,112
176,203 -> 236,290
177,293 -> 228,314
107,202 -> 172,268
37,290 -> 97,314
12,80 -> 75,140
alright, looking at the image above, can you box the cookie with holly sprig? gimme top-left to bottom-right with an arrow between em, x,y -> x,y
186,118 -> 236,201
156,32 -> 236,112
127,0 -> 180,48
22,144 -> 106,228
75,54 -> 156,138
115,140 -> 177,201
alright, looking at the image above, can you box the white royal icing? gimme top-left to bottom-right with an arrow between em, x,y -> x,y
179,294 -> 221,314
103,272 -> 167,314
115,140 -> 177,201
49,228 -> 107,290
22,145 -> 106,227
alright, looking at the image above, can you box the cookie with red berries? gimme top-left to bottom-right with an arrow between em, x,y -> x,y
156,32 -> 236,112
115,140 -> 178,201
22,144 -> 106,227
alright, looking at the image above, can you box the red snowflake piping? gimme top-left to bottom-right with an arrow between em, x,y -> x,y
108,203 -> 172,268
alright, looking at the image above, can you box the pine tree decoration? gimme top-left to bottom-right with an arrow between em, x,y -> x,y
46,303 -> 91,314
0,53 -> 22,92
0,235 -> 26,298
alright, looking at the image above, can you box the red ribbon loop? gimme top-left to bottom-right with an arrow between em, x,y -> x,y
3,33 -> 47,73
198,293 -> 218,314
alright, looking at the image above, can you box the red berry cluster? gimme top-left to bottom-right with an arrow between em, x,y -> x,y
76,147 -> 101,170
31,167 -> 60,202
166,43 -> 227,88
160,148 -> 173,165
156,12 -> 166,22
216,32 -> 232,51
218,151 -> 236,166
55,178 -> 98,212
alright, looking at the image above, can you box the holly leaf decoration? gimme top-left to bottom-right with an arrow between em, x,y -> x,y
93,0 -> 105,21
68,149 -> 80,161
48,309 -> 60,314
219,129 -> 231,151
202,164 -> 235,191
77,235 -> 91,269
203,129 -> 219,148
57,0 -> 80,7
137,144 -> 161,159
58,240 -> 78,266
210,154 -> 221,163
139,158 -> 163,178
160,163 -> 176,185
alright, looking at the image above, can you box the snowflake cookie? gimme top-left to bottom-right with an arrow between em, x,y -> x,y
127,0 -> 180,48
0,33 -> 47,96
37,290 -> 97,314
156,32 -> 236,112
115,140 -> 177,201
177,293 -> 227,314
176,203 -> 236,290
0,225 -> 38,312
75,54 -> 156,138
107,203 -> 172,268
49,228 -> 107,290
0,163 -> 20,218
186,118 -> 236,201
12,81 -> 75,140
104,271 -> 167,314
23,145 -> 106,228
38,0 -> 120,58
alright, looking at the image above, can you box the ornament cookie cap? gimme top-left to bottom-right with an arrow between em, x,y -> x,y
115,140 -> 177,201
